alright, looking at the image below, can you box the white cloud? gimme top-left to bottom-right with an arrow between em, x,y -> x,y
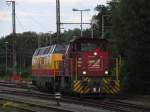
16,0 -> 109,5
61,13 -> 92,22
0,11 -> 11,21
0,10 -> 51,21
0,10 -> 35,22
17,11 -> 41,17
16,0 -> 81,4
0,0 -> 110,37
15,0 -> 53,3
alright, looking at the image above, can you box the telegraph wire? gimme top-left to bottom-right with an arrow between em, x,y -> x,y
16,15 -> 25,31
17,4 -> 48,31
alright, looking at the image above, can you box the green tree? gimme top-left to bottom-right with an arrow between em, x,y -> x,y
112,0 -> 150,93
93,3 -> 113,38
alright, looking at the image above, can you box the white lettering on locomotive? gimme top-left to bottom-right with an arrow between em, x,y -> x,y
88,58 -> 100,68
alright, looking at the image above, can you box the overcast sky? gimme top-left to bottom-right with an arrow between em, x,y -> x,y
0,0 -> 110,37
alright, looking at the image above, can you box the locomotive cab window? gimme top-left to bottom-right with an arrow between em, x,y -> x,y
73,42 -> 108,52
33,49 -> 39,56
81,43 -> 97,52
54,44 -> 65,54
38,48 -> 44,55
43,47 -> 51,55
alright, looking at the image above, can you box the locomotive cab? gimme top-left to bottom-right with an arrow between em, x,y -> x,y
65,38 -> 112,95
67,38 -> 110,76
32,44 -> 65,91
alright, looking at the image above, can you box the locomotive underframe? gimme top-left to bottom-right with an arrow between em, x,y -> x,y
32,74 -> 120,95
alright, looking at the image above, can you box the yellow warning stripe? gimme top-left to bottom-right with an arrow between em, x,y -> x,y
110,86 -> 117,93
77,86 -> 83,93
105,86 -> 111,93
84,77 -> 89,81
103,79 -> 108,84
74,81 -> 80,87
73,83 -> 81,91
73,78 -> 91,94
103,87 -> 109,94
112,86 -> 119,93
115,81 -> 120,87
103,86 -> 114,94
82,87 -> 89,94
106,85 -> 114,94
112,88 -> 118,93
114,85 -> 120,91
111,85 -> 117,93
103,79 -> 110,93
102,78 -> 121,94
84,88 -> 90,93
106,84 -> 120,94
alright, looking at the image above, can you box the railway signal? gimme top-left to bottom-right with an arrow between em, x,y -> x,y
4,42 -> 8,75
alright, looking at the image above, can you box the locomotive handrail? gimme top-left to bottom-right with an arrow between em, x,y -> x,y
75,56 -> 78,81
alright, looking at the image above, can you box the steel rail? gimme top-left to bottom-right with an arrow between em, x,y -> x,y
0,81 -> 150,112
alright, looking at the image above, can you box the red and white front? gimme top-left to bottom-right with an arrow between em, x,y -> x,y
77,48 -> 109,76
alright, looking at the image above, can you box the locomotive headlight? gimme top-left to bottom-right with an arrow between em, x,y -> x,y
83,71 -> 87,75
93,88 -> 96,92
98,88 -> 101,92
105,70 -> 109,75
93,52 -> 98,56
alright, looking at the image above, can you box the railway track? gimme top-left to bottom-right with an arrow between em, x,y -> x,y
0,81 -> 150,112
0,97 -> 73,112
0,80 -> 33,89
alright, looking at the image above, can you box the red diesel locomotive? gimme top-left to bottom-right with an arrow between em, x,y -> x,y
32,38 -> 120,95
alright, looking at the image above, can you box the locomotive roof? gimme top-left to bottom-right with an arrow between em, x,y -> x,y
70,37 -> 108,43
33,44 -> 65,56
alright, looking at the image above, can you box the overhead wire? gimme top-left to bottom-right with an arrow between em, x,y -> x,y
16,4 -> 48,31
16,15 -> 26,31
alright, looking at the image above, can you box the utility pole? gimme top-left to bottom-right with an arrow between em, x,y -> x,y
102,15 -> 111,39
48,31 -> 52,45
56,1 -> 91,38
38,34 -> 41,48
91,23 -> 94,38
6,1 -> 17,75
56,0 -> 61,41
81,11 -> 83,37
102,15 -> 104,39
5,42 -> 8,75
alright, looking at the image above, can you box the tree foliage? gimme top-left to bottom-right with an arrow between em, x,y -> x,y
0,28 -> 91,76
93,3 -> 113,38
112,0 -> 150,93
94,0 -> 150,94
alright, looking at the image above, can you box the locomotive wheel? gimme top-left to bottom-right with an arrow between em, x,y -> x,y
32,80 -> 37,86
45,82 -> 54,91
